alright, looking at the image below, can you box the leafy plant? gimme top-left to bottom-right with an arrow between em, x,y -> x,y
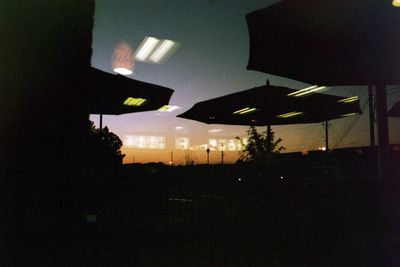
236,125 -> 285,162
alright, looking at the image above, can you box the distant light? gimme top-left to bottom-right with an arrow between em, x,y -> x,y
208,128 -> 223,133
135,37 -> 160,61
85,214 -> 97,223
341,112 -> 359,117
277,111 -> 304,118
287,85 -> 326,97
175,137 -> 189,150
112,42 -> 134,75
319,146 -> 327,151
123,97 -> 147,106
158,105 -> 179,112
124,135 -> 165,149
338,96 -> 358,103
174,126 -> 184,130
149,39 -> 177,63
393,0 -> 400,7
233,107 -> 258,115
238,178 -> 242,181
209,116 -> 215,120
113,67 -> 133,75
280,176 -> 284,179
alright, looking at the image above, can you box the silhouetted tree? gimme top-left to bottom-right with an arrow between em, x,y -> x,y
89,121 -> 125,164
236,125 -> 285,162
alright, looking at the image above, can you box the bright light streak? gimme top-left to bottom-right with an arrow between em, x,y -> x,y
338,96 -> 358,103
233,107 -> 257,115
277,111 -> 304,118
123,97 -> 147,106
135,37 -> 160,61
287,85 -> 326,97
341,112 -> 359,117
149,39 -> 176,63
124,135 -> 165,149
208,128 -> 223,133
393,0 -> 400,7
174,126 -> 184,130
113,67 -> 133,75
158,105 -> 179,112
233,107 -> 251,114
240,107 -> 257,114
287,85 -> 318,96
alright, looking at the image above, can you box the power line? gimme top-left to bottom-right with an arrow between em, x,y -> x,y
332,100 -> 368,148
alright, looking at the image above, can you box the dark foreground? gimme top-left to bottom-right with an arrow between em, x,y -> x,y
2,162 -> 400,267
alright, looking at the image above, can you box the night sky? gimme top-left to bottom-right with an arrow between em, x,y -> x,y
89,0 -> 400,164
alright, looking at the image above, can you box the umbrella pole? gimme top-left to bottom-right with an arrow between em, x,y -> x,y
325,121 -> 329,151
375,84 -> 389,181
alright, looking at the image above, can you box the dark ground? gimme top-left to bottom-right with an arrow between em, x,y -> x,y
2,153 -> 400,267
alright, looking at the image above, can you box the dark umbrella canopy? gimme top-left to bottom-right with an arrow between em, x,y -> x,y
83,67 -> 174,115
177,84 -> 362,126
246,0 -> 400,86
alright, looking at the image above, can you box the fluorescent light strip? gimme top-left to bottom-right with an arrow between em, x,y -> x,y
338,96 -> 358,103
341,112 -> 359,117
135,37 -> 160,61
233,107 -> 251,114
287,85 -> 318,96
149,40 -> 176,63
277,111 -> 304,118
158,105 -> 179,112
293,86 -> 326,97
233,107 -> 257,115
123,97 -> 147,106
239,107 -> 257,114
287,85 -> 326,97
158,105 -> 169,111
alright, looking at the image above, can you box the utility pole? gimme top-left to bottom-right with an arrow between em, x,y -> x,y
206,148 -> 210,165
375,84 -> 389,180
368,85 -> 375,147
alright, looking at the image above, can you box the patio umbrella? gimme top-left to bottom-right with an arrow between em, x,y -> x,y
246,0 -> 400,86
246,0 -> 399,179
83,67 -> 174,127
178,83 -> 362,149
